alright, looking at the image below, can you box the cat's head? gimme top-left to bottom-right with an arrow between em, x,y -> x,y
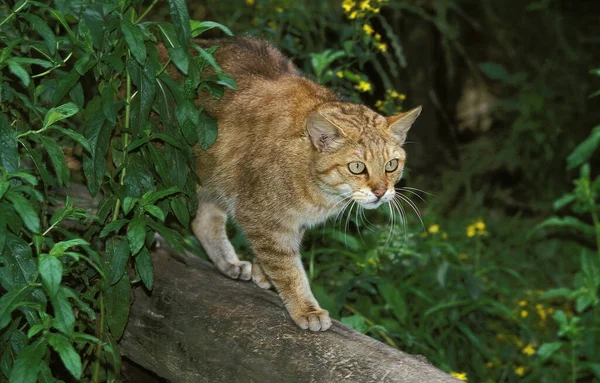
307,102 -> 421,210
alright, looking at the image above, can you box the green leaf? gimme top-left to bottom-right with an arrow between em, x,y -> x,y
43,103 -> 79,129
39,255 -> 62,298
20,13 -> 57,55
197,109 -> 218,149
53,70 -> 81,105
0,285 -> 33,329
83,109 -> 109,196
189,20 -> 234,38
567,125 -> 600,170
51,287 -> 75,335
8,172 -> 37,185
127,215 -> 146,255
480,62 -> 509,81
120,20 -> 147,64
48,333 -> 82,380
168,46 -> 189,75
49,126 -> 92,153
3,235 -> 37,289
100,219 -> 128,238
377,281 -> 407,325
204,73 -> 237,90
341,315 -> 367,333
101,84 -> 117,123
537,342 -> 562,362
38,135 -> 69,186
176,99 -> 200,145
541,288 -> 574,300
144,186 -> 180,205
170,197 -> 190,227
192,44 -> 222,73
129,62 -> 157,135
49,239 -> 88,257
0,181 -> 9,200
105,271 -> 131,340
529,216 -> 596,240
7,61 -> 30,87
143,205 -> 165,222
136,247 -> 154,290
8,339 -> 47,383
167,0 -> 191,48
0,113 -> 19,174
553,193 -> 576,211
106,237 -> 130,285
123,154 -> 154,198
5,192 -> 40,233
123,196 -> 138,215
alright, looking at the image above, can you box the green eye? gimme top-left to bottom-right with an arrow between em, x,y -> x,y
348,161 -> 366,174
385,159 -> 399,172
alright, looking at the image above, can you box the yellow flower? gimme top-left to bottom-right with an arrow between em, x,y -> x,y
275,7 -> 284,13
374,33 -> 381,41
377,43 -> 388,52
372,7 -> 380,12
349,10 -> 358,19
466,226 -> 476,238
375,100 -> 384,108
474,219 -> 486,230
518,300 -> 527,307
450,372 -> 468,381
391,90 -> 399,98
246,0 -> 254,4
428,224 -> 440,234
521,310 -> 528,318
336,71 -> 344,78
355,81 -> 372,92
342,0 -> 355,12
360,0 -> 371,10
522,344 -> 535,356
399,93 -> 406,100
514,366 -> 526,376
363,24 -> 374,35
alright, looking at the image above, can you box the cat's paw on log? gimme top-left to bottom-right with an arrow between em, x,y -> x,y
289,306 -> 332,332
220,261 -> 252,281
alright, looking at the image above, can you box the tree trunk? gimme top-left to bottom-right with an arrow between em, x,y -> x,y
120,247 -> 460,383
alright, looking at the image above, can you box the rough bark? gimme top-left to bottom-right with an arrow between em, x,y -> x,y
120,248 -> 459,383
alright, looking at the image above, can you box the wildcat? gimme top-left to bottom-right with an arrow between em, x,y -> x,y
191,37 -> 421,331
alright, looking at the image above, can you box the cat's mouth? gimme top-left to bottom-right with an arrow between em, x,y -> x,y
358,200 -> 384,210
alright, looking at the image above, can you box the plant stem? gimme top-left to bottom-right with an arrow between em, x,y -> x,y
571,340 -> 576,383
136,0 -> 159,24
111,62 -> 132,222
344,303 -> 399,349
92,292 -> 105,383
0,0 -> 28,28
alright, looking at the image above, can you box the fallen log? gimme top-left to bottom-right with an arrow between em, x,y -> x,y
120,248 -> 459,382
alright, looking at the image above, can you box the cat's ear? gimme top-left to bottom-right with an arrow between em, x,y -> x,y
387,106 -> 422,142
307,113 -> 345,153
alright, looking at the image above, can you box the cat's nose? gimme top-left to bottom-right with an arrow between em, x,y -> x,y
372,187 -> 386,199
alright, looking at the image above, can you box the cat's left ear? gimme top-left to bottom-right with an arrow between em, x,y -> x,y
387,106 -> 422,143
307,113 -> 346,153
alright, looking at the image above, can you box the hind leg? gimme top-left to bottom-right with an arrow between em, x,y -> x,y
192,198 -> 252,280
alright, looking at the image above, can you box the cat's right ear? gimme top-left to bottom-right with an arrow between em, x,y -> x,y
306,113 -> 345,153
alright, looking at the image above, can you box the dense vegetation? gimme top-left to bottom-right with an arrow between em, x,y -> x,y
1,0 -> 599,382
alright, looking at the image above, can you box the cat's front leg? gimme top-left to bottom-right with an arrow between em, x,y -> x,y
248,231 -> 331,331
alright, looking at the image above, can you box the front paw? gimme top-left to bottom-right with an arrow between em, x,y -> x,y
290,307 -> 332,331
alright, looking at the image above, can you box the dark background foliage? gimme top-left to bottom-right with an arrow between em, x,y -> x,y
1,0 -> 599,382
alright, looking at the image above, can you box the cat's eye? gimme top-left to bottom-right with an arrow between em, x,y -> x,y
385,159 -> 399,172
348,161 -> 366,175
